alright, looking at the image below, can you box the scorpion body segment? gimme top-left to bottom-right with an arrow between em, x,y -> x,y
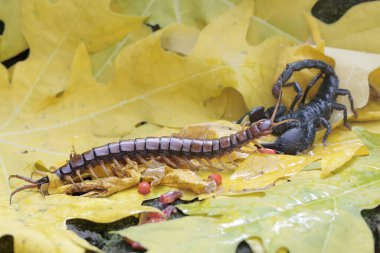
9,119 -> 275,203
238,60 -> 357,155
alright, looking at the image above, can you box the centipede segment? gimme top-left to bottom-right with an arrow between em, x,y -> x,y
9,118 -> 281,203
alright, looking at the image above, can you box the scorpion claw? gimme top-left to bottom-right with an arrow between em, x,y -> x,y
262,127 -> 309,155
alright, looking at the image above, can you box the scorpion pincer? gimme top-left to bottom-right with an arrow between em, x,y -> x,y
237,59 -> 358,155
9,98 -> 286,203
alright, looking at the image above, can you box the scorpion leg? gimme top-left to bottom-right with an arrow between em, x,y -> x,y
332,103 -> 350,129
235,106 -> 265,124
336,88 -> 358,118
263,104 -> 286,119
319,117 -> 331,146
283,81 -> 303,112
301,72 -> 323,105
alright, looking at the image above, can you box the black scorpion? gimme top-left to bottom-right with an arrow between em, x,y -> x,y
237,59 -> 358,154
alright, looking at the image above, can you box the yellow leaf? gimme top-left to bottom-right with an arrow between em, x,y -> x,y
161,168 -> 217,194
110,0 -> 240,29
309,2 -> 380,53
0,0 -> 27,61
0,1 -> 371,252
308,126 -> 364,178
369,66 -> 380,91
324,47 -> 380,116
253,0 -> 316,42
252,0 -> 380,53
351,65 -> 380,121
211,154 -> 317,193
355,97 -> 380,121
90,25 -> 152,84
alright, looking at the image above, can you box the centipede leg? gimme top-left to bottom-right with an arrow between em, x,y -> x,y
99,160 -> 111,177
184,158 -> 200,170
172,156 -> 189,169
161,156 -> 178,169
124,156 -> 138,170
39,186 -> 47,199
195,158 -> 209,168
136,154 -> 151,167
226,152 -> 238,167
65,175 -> 76,185
110,164 -> 123,178
87,164 -> 99,179
75,170 -> 84,182
217,156 -> 232,170
197,158 -> 219,170
112,158 -> 126,177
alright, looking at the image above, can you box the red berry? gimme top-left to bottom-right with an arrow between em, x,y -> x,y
258,148 -> 276,154
138,182 -> 150,195
162,206 -> 177,218
147,212 -> 165,219
208,173 -> 222,186
159,191 -> 183,204
123,237 -> 147,251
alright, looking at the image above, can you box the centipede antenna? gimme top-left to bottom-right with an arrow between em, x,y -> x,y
270,89 -> 283,123
9,184 -> 38,205
9,174 -> 39,184
272,118 -> 300,127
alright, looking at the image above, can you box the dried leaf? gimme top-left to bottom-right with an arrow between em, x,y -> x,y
161,168 -> 217,194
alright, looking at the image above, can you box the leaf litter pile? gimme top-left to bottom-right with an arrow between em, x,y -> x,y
0,0 -> 380,252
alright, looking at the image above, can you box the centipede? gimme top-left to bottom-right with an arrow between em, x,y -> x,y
9,93 -> 287,204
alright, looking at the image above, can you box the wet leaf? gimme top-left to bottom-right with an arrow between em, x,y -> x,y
307,126 -> 363,178
0,0 -> 378,252
120,127 -> 380,253
0,1 -> 327,251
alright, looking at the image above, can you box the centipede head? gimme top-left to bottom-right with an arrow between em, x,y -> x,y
8,175 -> 47,205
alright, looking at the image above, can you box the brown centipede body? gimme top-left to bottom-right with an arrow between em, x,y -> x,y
9,92 -> 287,203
